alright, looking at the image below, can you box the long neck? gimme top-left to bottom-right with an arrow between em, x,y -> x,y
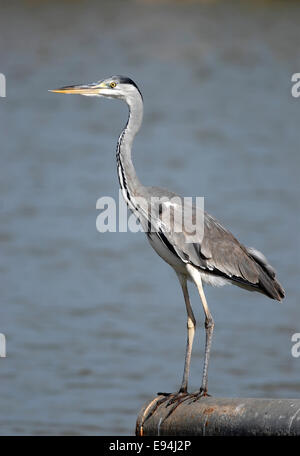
116,92 -> 144,208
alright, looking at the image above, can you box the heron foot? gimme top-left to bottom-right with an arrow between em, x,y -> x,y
165,391 -> 189,406
142,393 -> 177,426
158,391 -> 192,423
191,387 -> 211,402
142,389 -> 199,430
148,390 -> 197,428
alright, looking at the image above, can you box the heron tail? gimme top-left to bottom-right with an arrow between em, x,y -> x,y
247,247 -> 285,301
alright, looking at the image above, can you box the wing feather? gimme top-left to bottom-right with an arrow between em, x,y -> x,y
143,187 -> 284,300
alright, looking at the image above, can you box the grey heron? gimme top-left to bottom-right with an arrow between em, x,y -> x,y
51,75 -> 285,402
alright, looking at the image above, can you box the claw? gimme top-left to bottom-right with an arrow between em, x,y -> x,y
151,391 -> 192,428
160,392 -> 192,422
139,389 -> 212,435
141,393 -> 176,428
165,391 -> 189,406
191,388 -> 211,402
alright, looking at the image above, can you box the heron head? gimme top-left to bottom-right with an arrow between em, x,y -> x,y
50,75 -> 142,102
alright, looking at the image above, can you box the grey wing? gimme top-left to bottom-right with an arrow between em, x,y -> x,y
148,194 -> 284,301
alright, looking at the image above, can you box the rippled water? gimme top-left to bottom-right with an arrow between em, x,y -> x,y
0,0 -> 299,435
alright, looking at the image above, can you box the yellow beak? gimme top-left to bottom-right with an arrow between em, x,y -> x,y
50,82 -> 105,95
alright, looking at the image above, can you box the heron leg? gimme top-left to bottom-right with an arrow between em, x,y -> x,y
186,264 -> 214,395
141,274 -> 196,426
177,273 -> 196,394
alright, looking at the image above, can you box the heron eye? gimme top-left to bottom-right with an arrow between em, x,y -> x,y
110,82 -> 117,88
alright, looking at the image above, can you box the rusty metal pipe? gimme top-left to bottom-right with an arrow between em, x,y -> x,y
136,395 -> 300,436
